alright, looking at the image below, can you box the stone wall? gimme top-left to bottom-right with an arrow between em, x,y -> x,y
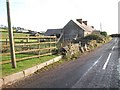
59,42 -> 89,59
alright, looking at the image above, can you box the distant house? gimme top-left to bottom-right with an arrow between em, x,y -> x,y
44,19 -> 95,42
39,31 -> 45,35
0,25 -> 7,29
16,27 -> 29,33
29,31 -> 39,36
44,29 -> 62,38
92,30 -> 101,35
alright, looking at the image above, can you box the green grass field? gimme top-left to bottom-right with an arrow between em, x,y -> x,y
1,55 -> 58,77
2,53 -> 36,61
1,28 -> 30,38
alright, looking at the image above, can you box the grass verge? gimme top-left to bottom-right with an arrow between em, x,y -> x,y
2,53 -> 35,61
1,55 -> 58,77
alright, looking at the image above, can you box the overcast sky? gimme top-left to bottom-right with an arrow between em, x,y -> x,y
0,0 -> 119,34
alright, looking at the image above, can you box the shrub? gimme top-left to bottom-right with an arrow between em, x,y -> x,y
83,34 -> 104,41
100,31 -> 107,37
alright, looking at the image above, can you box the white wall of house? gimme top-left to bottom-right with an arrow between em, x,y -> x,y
84,31 -> 93,36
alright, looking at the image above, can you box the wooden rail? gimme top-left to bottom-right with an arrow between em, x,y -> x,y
0,47 -> 56,56
2,42 -> 56,47
1,35 -> 57,65
1,53 -> 52,64
1,36 -> 56,39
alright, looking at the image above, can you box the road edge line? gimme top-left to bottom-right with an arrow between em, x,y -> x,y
103,53 -> 112,70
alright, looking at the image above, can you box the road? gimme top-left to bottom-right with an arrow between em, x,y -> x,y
4,38 -> 120,88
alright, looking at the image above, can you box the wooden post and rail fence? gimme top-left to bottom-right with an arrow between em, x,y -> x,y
2,0 -> 57,68
1,36 -> 57,65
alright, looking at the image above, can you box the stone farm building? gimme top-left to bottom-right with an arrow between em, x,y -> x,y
44,19 -> 95,42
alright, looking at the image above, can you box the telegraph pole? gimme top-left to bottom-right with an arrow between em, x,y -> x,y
6,0 -> 16,68
100,22 -> 102,31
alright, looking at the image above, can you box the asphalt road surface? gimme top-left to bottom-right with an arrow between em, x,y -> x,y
4,38 -> 120,88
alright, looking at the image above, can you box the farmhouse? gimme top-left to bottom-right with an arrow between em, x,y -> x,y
29,31 -> 40,36
16,27 -> 29,33
44,19 -> 95,41
61,20 -> 84,41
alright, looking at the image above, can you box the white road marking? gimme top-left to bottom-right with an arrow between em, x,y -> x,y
112,45 -> 115,50
83,55 -> 103,77
115,38 -> 117,42
103,53 -> 112,70
116,40 -> 118,45
111,39 -> 118,55
103,38 -> 118,69
72,55 -> 103,88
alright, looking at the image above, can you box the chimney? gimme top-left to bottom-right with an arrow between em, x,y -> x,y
76,19 -> 82,24
91,26 -> 94,28
83,21 -> 87,25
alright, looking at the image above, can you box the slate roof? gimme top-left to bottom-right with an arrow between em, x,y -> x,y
63,20 -> 85,31
44,19 -> 95,40
44,29 -> 62,36
73,20 -> 95,32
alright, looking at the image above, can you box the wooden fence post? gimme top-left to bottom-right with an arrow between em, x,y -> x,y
26,35 -> 29,50
49,38 -> 51,53
6,0 -> 16,68
37,36 -> 40,55
55,37 -> 56,48
6,38 -> 7,45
